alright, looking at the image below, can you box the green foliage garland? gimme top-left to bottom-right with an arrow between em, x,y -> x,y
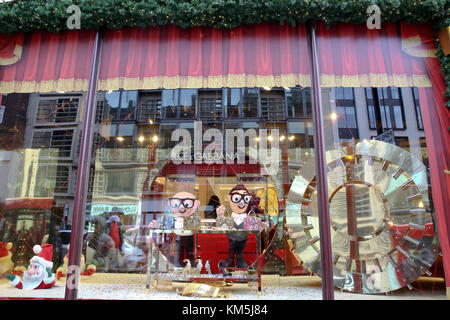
0,0 -> 448,110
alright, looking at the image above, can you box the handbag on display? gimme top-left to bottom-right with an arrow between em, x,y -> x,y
244,211 -> 261,231
184,215 -> 201,230
216,216 -> 234,230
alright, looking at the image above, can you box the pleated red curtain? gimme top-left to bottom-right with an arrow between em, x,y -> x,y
0,30 -> 96,93
98,22 -> 311,90
0,32 -> 24,66
316,22 -> 431,87
400,22 -> 450,289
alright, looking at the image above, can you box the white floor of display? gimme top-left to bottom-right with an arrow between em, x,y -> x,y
0,274 -> 446,300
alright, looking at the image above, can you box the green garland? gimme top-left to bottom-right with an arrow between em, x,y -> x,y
0,0 -> 448,110
0,0 -> 447,33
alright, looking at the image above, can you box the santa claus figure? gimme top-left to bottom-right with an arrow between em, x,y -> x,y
0,242 -> 13,278
6,244 -> 55,290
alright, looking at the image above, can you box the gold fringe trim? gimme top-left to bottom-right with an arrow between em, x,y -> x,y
1,72 -> 431,93
0,44 -> 23,66
98,74 -> 313,91
401,36 -> 436,58
0,78 -> 89,94
320,73 -> 431,88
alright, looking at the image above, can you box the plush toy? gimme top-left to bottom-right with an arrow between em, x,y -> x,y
0,242 -> 13,278
149,189 -> 200,271
56,244 -> 96,280
6,244 -> 55,290
217,184 -> 252,269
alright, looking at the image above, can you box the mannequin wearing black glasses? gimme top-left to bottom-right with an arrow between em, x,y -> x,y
217,184 -> 252,269
149,191 -> 200,270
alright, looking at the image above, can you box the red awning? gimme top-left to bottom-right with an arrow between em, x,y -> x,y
4,197 -> 54,210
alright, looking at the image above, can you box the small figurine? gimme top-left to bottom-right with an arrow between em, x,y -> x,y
196,258 -> 203,274
0,242 -> 13,278
205,260 -> 212,275
6,244 -> 56,290
56,244 -> 96,280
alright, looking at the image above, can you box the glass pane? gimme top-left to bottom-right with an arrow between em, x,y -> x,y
241,88 -> 258,118
179,89 -> 197,119
224,88 -> 240,118
0,91 -> 86,299
162,89 -> 179,119
120,90 -> 138,120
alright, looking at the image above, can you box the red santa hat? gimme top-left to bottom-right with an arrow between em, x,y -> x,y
31,244 -> 53,269
0,242 -> 12,259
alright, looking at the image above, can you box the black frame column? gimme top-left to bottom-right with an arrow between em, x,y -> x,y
306,20 -> 335,300
64,30 -> 103,300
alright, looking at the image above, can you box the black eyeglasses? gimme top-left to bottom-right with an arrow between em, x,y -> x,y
169,198 -> 195,209
230,193 -> 253,204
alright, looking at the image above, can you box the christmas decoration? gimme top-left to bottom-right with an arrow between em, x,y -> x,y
0,242 -> 13,278
56,244 -> 96,280
0,0 -> 447,34
6,244 -> 56,290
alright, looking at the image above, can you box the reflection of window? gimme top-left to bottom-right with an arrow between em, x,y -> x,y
412,87 -> 424,130
260,89 -> 285,121
161,89 -> 197,119
287,121 -> 314,149
35,165 -> 70,195
120,91 -> 138,120
334,87 -> 359,140
179,89 -> 197,118
394,136 -> 410,152
32,129 -> 74,158
198,90 -> 222,120
36,97 -> 79,123
366,87 -> 406,130
224,88 -> 241,118
286,87 -> 312,118
223,88 -> 259,119
138,92 -> 161,123
105,170 -> 135,194
242,88 -> 258,118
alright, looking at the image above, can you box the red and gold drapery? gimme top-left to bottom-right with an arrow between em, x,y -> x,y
98,23 -> 311,90
98,22 -> 432,91
0,33 -> 24,66
400,23 -> 450,289
0,30 -> 96,93
316,22 -> 431,87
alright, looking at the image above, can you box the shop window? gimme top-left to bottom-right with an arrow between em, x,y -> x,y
412,87 -> 424,130
260,88 -> 286,121
36,96 -> 79,124
334,87 -> 359,141
286,87 -> 312,119
32,129 -> 74,158
366,87 -> 406,130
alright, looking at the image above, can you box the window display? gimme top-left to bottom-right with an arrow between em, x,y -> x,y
0,19 -> 447,301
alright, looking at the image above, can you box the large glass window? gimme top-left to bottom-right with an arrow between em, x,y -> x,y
334,87 -> 359,141
0,91 -> 87,299
366,87 -> 406,130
